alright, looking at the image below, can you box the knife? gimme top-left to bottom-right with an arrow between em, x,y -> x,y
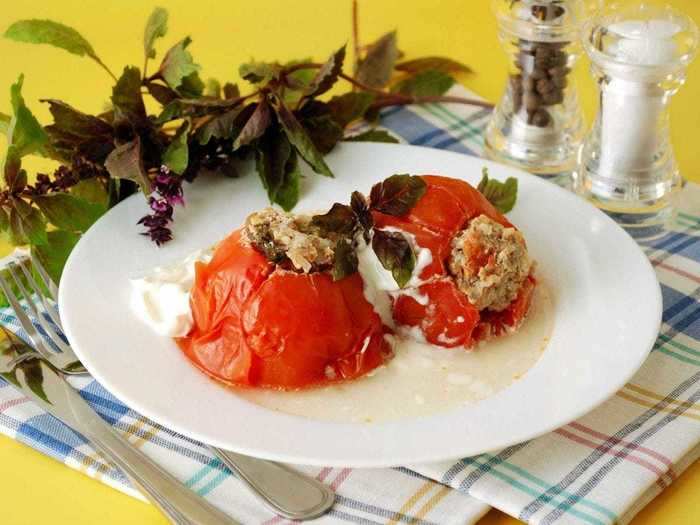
0,330 -> 239,525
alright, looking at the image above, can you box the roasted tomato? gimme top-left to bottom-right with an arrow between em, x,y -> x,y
178,231 -> 391,390
376,175 -> 534,347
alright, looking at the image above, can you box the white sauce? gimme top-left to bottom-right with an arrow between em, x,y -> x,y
239,281 -> 554,423
130,249 -> 213,337
356,227 -> 434,329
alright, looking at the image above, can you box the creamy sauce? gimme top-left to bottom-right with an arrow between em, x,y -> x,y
238,280 -> 554,423
130,248 -> 213,337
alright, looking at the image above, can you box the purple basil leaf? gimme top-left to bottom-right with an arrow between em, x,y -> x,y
356,31 -> 399,88
223,83 -> 240,99
146,82 -> 179,105
311,203 -> 356,235
332,238 -> 358,281
111,66 -> 147,123
104,137 -> 151,193
271,97 -> 333,178
196,104 -> 252,146
369,174 -> 426,216
234,99 -> 271,150
350,190 -> 373,240
42,99 -> 112,137
307,45 -> 346,98
371,229 -> 415,288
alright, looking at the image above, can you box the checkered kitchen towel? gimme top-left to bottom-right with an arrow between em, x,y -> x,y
1,85 -> 699,525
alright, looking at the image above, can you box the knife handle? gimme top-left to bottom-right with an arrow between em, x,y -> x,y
65,388 -> 239,525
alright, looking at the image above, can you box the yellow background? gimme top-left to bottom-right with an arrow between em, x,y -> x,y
0,1 -> 699,524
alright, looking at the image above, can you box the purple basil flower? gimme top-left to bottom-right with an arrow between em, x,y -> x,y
138,166 -> 184,245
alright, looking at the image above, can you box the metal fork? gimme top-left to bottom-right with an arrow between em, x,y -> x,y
1,254 -> 334,521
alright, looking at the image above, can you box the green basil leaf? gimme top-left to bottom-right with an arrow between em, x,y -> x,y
371,229 -> 415,288
327,92 -> 375,128
31,229 -> 80,284
344,129 -> 399,143
34,192 -> 104,233
0,112 -> 10,134
143,7 -> 168,60
276,149 -> 301,212
392,70 -> 455,97
255,128 -> 300,211
178,71 -> 204,97
9,198 -> 47,246
356,31 -> 398,88
158,37 -> 201,90
369,174 -> 426,216
395,57 -> 472,75
477,167 -> 518,214
332,238 -> 358,281
311,203 -> 356,236
0,207 -> 9,233
239,61 -> 281,85
234,100 -> 271,150
4,19 -> 108,75
70,178 -> 109,209
271,97 -> 333,178
205,78 -> 221,98
306,45 -> 346,98
8,75 -> 48,157
162,120 -> 190,174
104,137 -> 151,193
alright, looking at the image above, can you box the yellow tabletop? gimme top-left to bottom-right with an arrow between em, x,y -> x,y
0,1 -> 698,524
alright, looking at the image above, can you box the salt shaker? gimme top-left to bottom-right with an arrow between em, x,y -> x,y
485,0 -> 597,182
574,2 -> 698,240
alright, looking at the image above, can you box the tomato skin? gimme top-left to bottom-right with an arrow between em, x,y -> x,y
393,279 -> 480,348
388,175 -> 532,349
180,232 -> 390,390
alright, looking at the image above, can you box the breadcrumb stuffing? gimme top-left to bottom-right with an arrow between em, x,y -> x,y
448,215 -> 531,311
243,208 -> 337,272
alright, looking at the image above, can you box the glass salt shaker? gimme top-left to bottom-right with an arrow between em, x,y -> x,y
485,0 -> 597,182
574,2 -> 698,240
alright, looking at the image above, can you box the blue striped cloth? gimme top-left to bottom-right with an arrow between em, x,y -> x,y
1,85 -> 699,524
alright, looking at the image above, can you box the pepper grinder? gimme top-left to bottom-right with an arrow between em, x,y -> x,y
574,2 -> 698,240
485,0 -> 597,183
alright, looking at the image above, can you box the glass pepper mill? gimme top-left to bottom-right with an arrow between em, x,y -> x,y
485,0 -> 596,182
574,2 -> 699,240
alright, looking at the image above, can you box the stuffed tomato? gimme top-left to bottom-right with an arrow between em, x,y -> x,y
373,175 -> 536,348
178,213 -> 392,390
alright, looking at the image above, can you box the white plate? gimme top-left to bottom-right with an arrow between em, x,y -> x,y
59,143 -> 661,467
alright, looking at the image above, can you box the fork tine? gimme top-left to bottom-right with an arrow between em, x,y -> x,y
0,272 -> 56,362
17,259 -> 63,330
30,252 -> 58,301
7,264 -> 73,356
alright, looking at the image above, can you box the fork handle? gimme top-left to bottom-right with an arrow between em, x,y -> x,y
209,447 -> 334,520
68,392 -> 239,524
